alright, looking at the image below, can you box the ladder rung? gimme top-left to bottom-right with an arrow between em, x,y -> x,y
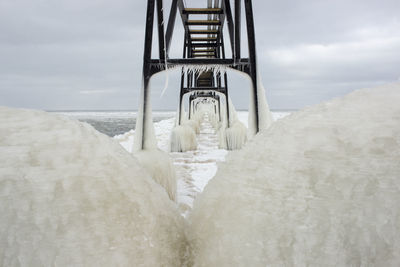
192,49 -> 215,53
192,56 -> 216,58
183,8 -> 223,15
192,53 -> 216,56
191,37 -> 218,42
186,20 -> 221,26
192,52 -> 216,55
184,87 -> 225,90
189,30 -> 219,35
191,43 -> 219,47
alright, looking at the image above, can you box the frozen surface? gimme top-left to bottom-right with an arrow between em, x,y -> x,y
189,83 -> 400,266
134,149 -> 177,201
171,113 -> 228,217
0,108 -> 187,266
115,111 -> 288,216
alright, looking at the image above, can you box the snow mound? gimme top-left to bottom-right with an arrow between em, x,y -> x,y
0,107 -> 188,266
135,149 -> 177,201
189,83 -> 400,266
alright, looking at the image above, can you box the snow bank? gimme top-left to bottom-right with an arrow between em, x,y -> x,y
115,114 -> 177,199
134,149 -> 177,201
0,107 -> 188,266
189,83 -> 400,266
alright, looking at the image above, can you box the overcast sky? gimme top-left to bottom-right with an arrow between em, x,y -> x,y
0,0 -> 399,110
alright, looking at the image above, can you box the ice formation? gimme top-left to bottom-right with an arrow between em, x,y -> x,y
189,83 -> 400,266
0,108 -> 188,266
228,67 -> 273,136
185,120 -> 201,134
169,102 -> 213,153
133,80 -> 157,151
217,96 -> 248,150
246,75 -> 272,136
171,64 -> 228,77
170,125 -> 198,152
223,121 -> 247,150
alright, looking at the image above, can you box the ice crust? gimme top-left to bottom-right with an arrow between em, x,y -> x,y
0,108 -> 188,266
189,83 -> 400,266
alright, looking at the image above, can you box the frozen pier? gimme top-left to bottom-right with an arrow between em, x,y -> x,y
134,0 -> 272,153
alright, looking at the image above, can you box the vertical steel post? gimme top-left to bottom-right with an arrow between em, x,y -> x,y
234,0 -> 241,61
224,72 -> 230,128
217,98 -> 221,121
220,31 -> 230,128
244,0 -> 259,133
178,32 -> 188,125
165,0 -> 178,56
156,0 -> 165,59
140,0 -> 156,150
189,98 -> 192,120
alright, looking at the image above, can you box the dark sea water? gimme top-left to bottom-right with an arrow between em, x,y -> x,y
52,111 -> 176,137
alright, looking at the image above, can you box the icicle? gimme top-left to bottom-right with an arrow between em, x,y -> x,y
167,64 -> 229,77
160,4 -> 169,98
160,69 -> 170,98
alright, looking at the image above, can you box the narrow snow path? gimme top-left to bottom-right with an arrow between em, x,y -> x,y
171,113 -> 227,217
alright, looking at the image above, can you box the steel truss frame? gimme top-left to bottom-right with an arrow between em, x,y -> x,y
138,0 -> 260,149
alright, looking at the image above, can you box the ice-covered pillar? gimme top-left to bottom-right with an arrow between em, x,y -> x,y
178,91 -> 184,125
218,98 -> 221,121
224,73 -> 230,128
134,0 -> 157,151
244,0 -> 259,135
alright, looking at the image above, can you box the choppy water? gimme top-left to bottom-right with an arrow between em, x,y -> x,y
52,111 -> 175,137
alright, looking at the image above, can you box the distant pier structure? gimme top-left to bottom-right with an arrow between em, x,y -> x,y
136,0 -> 263,150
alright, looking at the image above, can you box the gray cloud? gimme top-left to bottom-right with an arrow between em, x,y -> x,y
0,0 -> 399,110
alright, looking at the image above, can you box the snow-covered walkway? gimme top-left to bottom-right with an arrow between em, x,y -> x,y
115,111 -> 290,216
172,114 -> 227,217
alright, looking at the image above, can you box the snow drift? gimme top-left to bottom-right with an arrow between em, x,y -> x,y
134,149 -> 177,201
189,83 -> 400,266
0,108 -> 188,266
